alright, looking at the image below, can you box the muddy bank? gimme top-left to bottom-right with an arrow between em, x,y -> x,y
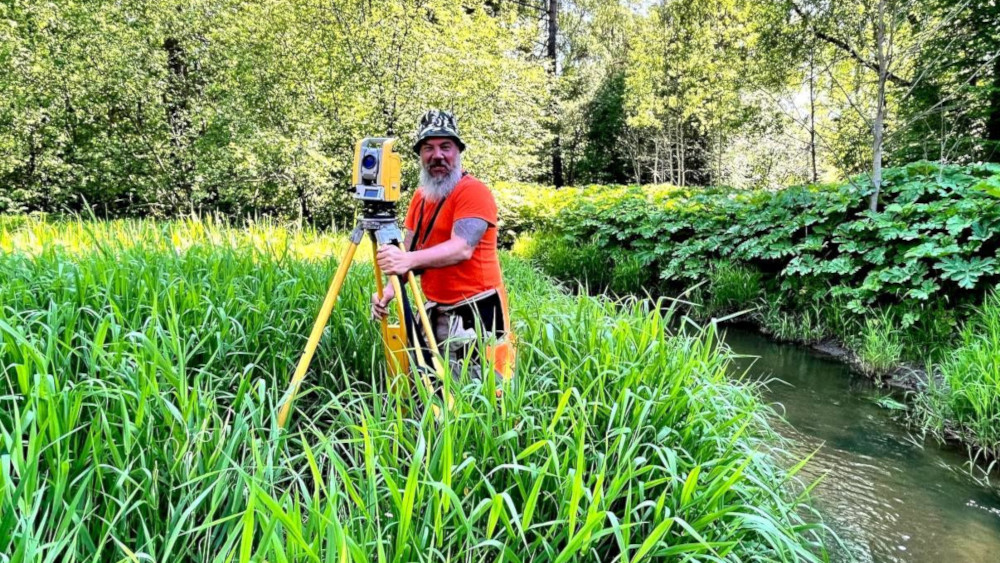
806,338 -> 935,393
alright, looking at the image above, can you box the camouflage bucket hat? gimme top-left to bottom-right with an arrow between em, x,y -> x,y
413,109 -> 466,154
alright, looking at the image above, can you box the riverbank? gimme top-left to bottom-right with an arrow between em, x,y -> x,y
723,327 -> 1000,563
500,161 -> 1000,466
515,246 -> 1000,469
731,296 -> 1000,466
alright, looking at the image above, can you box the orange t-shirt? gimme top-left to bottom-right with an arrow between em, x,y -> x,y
404,174 -> 504,305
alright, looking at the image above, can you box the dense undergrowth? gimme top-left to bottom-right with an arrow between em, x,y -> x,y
0,218 -> 829,562
918,293 -> 1000,462
501,161 -> 1000,459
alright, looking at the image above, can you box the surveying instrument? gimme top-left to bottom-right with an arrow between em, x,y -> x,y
276,137 -> 446,428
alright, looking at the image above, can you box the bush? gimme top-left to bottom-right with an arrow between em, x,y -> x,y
853,311 -> 904,378
707,261 -> 763,315
512,232 -> 612,292
501,161 -> 1000,357
755,300 -> 828,344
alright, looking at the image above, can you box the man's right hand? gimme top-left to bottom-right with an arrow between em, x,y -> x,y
371,284 -> 396,320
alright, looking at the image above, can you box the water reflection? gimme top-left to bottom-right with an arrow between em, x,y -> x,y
722,327 -> 1000,563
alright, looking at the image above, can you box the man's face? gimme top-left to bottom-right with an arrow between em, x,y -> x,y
419,138 -> 460,179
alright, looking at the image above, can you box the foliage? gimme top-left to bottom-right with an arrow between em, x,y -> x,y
0,217 -> 830,562
0,0 -> 548,224
873,396 -> 908,411
892,0 -> 1000,164
755,301 -> 829,345
852,311 -> 904,379
918,292 -> 1000,459
502,162 -> 1000,324
705,261 -> 763,316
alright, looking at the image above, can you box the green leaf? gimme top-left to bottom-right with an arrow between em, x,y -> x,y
972,176 -> 1000,198
934,256 -> 997,289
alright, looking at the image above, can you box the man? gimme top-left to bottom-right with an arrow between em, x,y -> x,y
371,109 -> 514,382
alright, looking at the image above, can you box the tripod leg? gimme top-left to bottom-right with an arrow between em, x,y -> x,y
396,244 -> 453,412
277,240 -> 358,428
388,274 -> 437,388
373,236 -> 420,391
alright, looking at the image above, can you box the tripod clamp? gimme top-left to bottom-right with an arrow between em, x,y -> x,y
349,216 -> 404,247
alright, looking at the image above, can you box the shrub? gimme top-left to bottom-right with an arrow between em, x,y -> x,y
707,260 -> 763,315
500,162 -> 1000,327
755,300 -> 828,344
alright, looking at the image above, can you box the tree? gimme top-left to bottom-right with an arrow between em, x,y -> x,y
790,0 -> 995,209
894,0 -> 1000,163
623,0 -> 794,186
0,0 -> 550,221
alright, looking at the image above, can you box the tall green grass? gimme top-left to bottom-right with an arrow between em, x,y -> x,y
852,312 -> 904,379
510,233 -> 651,296
0,217 -> 827,562
918,292 -> 1000,460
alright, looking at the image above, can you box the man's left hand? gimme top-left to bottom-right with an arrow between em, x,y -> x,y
377,245 -> 412,276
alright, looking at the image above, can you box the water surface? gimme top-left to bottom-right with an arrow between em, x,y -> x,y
722,327 -> 1000,563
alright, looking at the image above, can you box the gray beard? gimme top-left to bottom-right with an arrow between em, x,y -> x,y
419,157 -> 463,202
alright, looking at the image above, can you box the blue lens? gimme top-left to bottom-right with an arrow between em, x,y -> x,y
362,155 -> 377,169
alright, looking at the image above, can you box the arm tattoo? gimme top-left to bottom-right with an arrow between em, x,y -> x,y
453,218 -> 489,248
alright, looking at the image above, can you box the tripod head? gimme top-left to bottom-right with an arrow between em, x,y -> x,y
360,200 -> 399,222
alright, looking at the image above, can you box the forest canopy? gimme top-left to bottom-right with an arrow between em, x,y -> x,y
1,0 -> 998,223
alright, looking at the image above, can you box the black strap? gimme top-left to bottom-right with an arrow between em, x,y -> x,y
410,197 -> 447,252
398,278 -> 434,367
409,171 -> 468,252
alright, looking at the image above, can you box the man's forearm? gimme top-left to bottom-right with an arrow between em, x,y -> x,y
408,238 -> 473,270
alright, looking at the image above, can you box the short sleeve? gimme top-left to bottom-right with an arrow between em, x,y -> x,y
452,179 -> 498,226
404,191 -> 422,231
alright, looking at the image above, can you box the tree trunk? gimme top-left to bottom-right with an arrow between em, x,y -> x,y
547,0 -> 564,187
163,36 -> 193,212
809,45 -> 818,183
716,124 -> 723,186
679,122 -> 686,187
652,138 -> 660,184
986,53 -> 1000,162
870,0 -> 888,213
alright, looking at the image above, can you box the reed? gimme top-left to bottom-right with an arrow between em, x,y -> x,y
0,217 -> 827,562
918,292 -> 1000,460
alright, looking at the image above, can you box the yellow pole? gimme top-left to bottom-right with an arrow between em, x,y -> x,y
372,238 -> 391,341
388,274 -> 436,394
397,243 -> 452,410
397,245 -> 445,374
276,240 -> 358,428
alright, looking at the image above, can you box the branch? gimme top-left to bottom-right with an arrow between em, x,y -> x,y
790,1 -> 913,87
503,0 -> 545,14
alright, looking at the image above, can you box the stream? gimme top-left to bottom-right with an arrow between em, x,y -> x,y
722,327 -> 1000,563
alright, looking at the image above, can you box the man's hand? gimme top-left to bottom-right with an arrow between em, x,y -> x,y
376,245 -> 411,276
371,283 -> 396,320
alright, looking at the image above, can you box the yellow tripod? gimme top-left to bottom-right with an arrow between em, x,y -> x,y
276,214 -> 447,428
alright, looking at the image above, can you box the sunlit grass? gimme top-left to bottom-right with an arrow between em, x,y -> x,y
0,217 -> 828,562
755,301 -> 828,346
0,214 -> 362,263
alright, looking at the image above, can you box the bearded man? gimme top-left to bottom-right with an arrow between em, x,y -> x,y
371,109 -> 514,383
